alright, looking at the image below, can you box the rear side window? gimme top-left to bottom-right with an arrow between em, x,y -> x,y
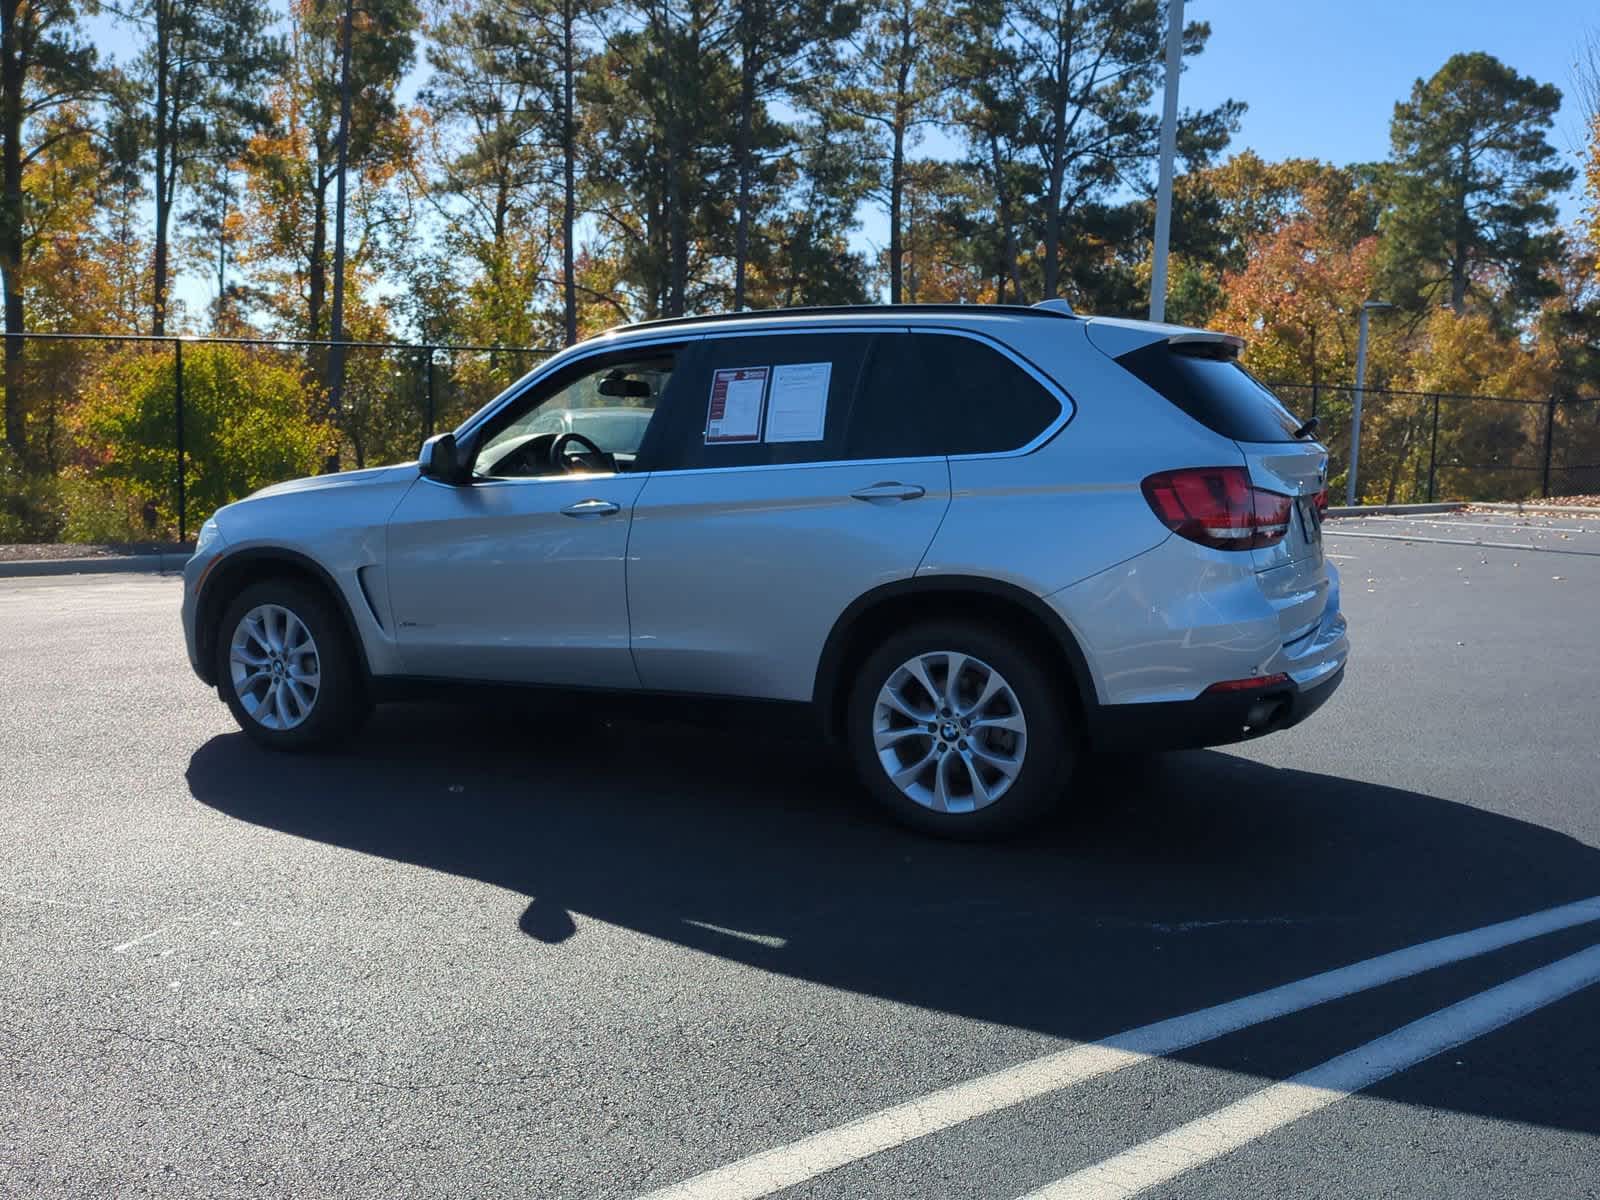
847,332 -> 1063,459
1116,344 -> 1304,443
639,332 -> 872,472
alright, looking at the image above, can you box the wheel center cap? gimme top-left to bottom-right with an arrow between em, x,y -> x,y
940,721 -> 960,741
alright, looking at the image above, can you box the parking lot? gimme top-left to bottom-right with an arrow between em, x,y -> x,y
3,510 -> 1598,1199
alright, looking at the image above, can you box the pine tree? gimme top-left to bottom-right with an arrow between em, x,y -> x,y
240,0 -> 418,342
1379,52 -> 1575,318
996,0 -> 1236,303
822,0 -> 947,304
0,0 -> 103,460
585,0 -> 740,317
112,0 -> 284,335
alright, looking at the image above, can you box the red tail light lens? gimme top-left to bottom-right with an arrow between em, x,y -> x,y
1313,487 -> 1328,516
1141,467 -> 1293,551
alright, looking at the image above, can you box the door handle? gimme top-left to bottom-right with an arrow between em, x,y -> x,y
559,498 -> 621,518
850,482 -> 926,502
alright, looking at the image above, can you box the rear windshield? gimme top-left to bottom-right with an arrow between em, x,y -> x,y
1116,344 -> 1304,443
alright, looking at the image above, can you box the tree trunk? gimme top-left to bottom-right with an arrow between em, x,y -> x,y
308,186 -> 327,341
665,40 -> 688,317
1450,141 -> 1470,311
731,3 -> 756,310
1449,246 -> 1468,312
560,0 -> 577,345
888,122 -> 904,304
1041,3 -> 1073,300
990,133 -> 1023,303
666,140 -> 686,316
886,9 -> 913,308
215,168 -> 228,306
1,0 -> 26,460
904,175 -> 917,302
152,6 -> 170,336
1042,126 -> 1068,299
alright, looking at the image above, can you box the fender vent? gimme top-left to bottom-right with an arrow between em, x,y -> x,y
356,565 -> 386,631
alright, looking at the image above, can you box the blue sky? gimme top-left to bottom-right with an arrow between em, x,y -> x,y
1183,0 -> 1594,218
90,0 -> 1597,317
848,0 -> 1596,271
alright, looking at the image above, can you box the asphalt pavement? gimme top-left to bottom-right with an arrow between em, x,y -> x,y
2,513 -> 1597,1199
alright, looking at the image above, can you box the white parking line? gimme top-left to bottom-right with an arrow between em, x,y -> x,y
1021,942 -> 1600,1200
633,896 -> 1600,1200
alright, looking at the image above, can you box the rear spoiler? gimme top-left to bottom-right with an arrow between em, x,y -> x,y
1164,332 -> 1245,361
1082,316 -> 1246,361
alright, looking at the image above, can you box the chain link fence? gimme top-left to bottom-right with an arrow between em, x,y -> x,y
4,333 -> 1598,546
1267,382 -> 1600,505
0,333 -> 555,544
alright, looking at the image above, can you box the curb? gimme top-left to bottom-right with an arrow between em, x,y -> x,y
1470,501 -> 1600,518
0,553 -> 190,578
1325,502 -> 1465,518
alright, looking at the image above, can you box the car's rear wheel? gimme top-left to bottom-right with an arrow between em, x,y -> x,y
216,580 -> 367,750
846,621 -> 1076,837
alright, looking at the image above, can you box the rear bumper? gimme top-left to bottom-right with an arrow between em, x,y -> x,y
1089,663 -> 1345,753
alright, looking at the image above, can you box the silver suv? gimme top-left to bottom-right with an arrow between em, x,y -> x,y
181,304 -> 1347,835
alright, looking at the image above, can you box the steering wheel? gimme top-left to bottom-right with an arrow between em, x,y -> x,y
549,431 -> 611,474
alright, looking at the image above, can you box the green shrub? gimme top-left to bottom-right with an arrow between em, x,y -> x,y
56,471 -> 150,544
77,344 -> 333,533
0,448 -> 64,542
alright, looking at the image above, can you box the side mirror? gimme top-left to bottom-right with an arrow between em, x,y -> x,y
419,432 -> 469,485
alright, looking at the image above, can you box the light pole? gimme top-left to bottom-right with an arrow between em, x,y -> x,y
1346,300 -> 1392,506
326,0 -> 356,469
1148,0 -> 1183,322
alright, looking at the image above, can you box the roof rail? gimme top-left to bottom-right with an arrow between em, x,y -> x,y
608,302 -> 1079,335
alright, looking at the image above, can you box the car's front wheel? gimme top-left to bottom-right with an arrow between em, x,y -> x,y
846,621 -> 1076,837
216,580 -> 367,750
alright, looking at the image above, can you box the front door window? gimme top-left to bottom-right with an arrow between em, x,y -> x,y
471,352 -> 677,479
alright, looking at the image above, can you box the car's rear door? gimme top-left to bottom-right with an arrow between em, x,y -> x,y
625,328 -> 951,701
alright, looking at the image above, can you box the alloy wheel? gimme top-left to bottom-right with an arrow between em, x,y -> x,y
228,603 -> 322,731
871,650 -> 1028,813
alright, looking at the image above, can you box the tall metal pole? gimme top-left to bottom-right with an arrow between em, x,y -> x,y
1346,300 -> 1390,506
424,348 -> 436,438
326,0 -> 356,455
1148,0 -> 1183,323
1541,397 -> 1557,498
1427,393 -> 1440,503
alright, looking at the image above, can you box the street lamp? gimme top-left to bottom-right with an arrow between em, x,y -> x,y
1346,299 -> 1393,506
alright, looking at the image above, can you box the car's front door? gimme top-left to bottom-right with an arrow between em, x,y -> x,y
384,345 -> 685,687
625,329 -> 953,701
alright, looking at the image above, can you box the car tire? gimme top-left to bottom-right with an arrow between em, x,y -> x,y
215,579 -> 368,751
845,620 -> 1077,838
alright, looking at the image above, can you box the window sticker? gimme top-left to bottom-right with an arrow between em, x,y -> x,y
705,366 -> 769,443
765,362 -> 832,443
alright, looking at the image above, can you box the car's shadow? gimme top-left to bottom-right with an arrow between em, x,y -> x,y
187,701 -> 1600,1135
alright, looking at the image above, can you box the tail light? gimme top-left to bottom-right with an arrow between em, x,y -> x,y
1141,467 -> 1293,551
1313,487 -> 1329,516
